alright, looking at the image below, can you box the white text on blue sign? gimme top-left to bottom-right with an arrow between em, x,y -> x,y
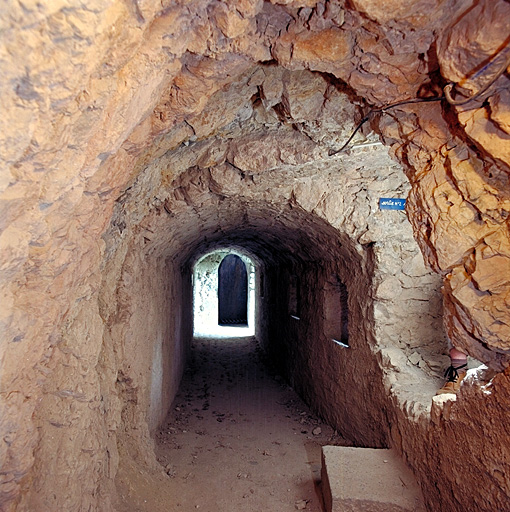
379,198 -> 406,210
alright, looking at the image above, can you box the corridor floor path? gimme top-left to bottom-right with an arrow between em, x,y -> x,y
116,336 -> 348,511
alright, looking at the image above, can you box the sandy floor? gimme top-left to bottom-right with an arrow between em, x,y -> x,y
116,336 -> 348,511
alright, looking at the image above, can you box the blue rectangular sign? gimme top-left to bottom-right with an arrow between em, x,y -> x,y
379,198 -> 406,210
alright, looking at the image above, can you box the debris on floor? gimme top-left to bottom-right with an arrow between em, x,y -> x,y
116,336 -> 349,512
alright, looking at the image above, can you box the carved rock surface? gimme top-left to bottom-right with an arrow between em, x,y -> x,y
1,1 -> 510,511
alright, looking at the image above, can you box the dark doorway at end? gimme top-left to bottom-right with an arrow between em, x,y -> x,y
218,254 -> 248,326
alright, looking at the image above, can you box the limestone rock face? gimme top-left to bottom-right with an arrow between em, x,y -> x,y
1,1 -> 510,511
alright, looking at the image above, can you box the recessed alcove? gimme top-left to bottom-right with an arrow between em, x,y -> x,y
324,274 -> 349,348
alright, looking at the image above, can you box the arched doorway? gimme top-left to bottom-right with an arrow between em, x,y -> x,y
192,250 -> 256,337
218,254 -> 248,326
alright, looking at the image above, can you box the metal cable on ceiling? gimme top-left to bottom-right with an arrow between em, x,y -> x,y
330,41 -> 510,156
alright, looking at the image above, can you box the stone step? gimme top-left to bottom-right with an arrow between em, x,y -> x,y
321,446 -> 426,512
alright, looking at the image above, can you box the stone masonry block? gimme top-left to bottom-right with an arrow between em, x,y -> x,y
321,446 -> 426,512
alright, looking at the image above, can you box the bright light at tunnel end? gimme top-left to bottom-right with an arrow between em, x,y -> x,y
192,249 -> 256,338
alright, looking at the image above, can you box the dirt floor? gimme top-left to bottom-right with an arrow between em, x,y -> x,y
115,336 -> 349,512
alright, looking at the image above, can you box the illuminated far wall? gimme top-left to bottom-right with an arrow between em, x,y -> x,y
193,249 -> 256,337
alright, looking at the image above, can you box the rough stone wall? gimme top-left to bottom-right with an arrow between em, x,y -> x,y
265,258 -> 392,449
256,141 -> 446,449
102,217 -> 192,437
194,252 -> 226,335
120,251 -> 185,435
387,367 -> 510,512
17,220 -> 192,510
24,297 -> 115,512
1,1 -> 510,511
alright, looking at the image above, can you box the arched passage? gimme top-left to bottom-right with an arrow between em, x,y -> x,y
68,90 -> 450,512
101,130 -> 446,452
3,4 -> 510,510
15,64 -> 457,512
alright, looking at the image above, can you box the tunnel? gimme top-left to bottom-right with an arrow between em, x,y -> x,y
103,139 -> 446,508
1,1 -> 510,511
98,102 -> 447,440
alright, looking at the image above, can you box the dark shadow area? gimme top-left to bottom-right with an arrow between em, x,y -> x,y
218,254 -> 248,326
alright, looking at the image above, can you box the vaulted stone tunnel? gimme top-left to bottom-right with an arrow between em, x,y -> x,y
1,1 -> 510,511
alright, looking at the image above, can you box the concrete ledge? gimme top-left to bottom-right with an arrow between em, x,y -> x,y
321,446 -> 426,512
